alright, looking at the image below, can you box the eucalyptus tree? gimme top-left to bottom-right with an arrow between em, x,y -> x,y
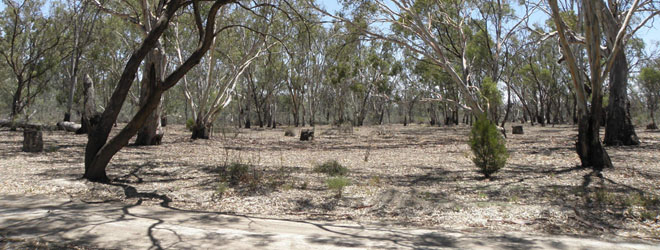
0,0 -> 63,128
639,64 -> 660,128
282,7 -> 313,127
83,0 -> 239,182
312,0 -> 534,127
517,34 -> 565,126
82,14 -> 137,115
176,5 -> 270,139
90,0 -> 174,145
243,48 -> 286,128
548,0 -> 640,170
58,0 -> 100,123
324,20 -> 362,125
603,0 -> 659,146
413,57 -> 453,124
371,45 -> 400,125
306,22 -> 331,126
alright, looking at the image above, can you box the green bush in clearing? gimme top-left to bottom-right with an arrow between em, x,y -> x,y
217,181 -> 228,197
225,162 -> 251,185
326,177 -> 350,197
469,114 -> 508,179
313,160 -> 348,176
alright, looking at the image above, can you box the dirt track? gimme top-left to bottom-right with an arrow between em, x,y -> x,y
1,195 -> 658,249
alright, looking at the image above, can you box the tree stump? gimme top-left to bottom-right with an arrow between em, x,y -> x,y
23,129 -> 43,152
300,129 -> 314,141
512,125 -> 524,134
647,123 -> 658,130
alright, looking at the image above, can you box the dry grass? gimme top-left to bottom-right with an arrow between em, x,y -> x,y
1,123 -> 659,240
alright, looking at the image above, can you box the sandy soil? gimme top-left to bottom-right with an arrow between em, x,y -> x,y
0,123 -> 658,241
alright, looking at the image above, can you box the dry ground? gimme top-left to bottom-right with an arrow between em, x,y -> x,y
1,123 -> 659,243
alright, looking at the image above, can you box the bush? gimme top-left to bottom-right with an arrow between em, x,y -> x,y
313,160 -> 348,176
284,127 -> 295,137
217,181 -> 228,197
220,162 -> 261,187
469,114 -> 508,178
326,177 -> 350,197
186,118 -> 195,132
227,163 -> 250,185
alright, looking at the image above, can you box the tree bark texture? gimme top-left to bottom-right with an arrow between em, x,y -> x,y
135,50 -> 165,146
604,52 -> 639,146
77,75 -> 96,134
191,121 -> 211,140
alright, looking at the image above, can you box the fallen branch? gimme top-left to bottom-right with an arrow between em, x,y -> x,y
56,121 -> 82,132
0,119 -> 57,130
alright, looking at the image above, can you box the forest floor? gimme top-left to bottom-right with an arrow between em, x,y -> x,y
0,123 -> 659,246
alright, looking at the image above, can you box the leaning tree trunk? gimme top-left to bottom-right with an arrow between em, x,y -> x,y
83,0 -> 227,183
604,52 -> 639,146
85,88 -> 164,182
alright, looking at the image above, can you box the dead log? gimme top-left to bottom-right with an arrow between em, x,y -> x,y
512,125 -> 524,134
57,121 -> 82,132
300,129 -> 314,141
646,123 -> 657,130
0,119 -> 56,131
23,129 -> 43,152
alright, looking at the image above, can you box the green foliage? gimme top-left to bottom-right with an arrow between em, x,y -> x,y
545,10 -> 578,30
326,177 -> 350,197
313,160 -> 349,176
225,163 -> 250,185
217,181 -> 228,197
640,67 -> 660,94
186,118 -> 195,132
219,163 -> 262,190
466,30 -> 493,69
480,77 -> 502,107
480,77 -> 503,119
469,115 -> 508,178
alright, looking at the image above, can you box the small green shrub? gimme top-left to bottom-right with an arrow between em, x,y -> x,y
469,114 -> 508,178
186,118 -> 195,132
326,177 -> 350,197
284,127 -> 295,137
219,162 -> 263,189
217,181 -> 228,197
640,210 -> 659,221
313,160 -> 348,176
226,163 -> 250,185
368,176 -> 381,186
